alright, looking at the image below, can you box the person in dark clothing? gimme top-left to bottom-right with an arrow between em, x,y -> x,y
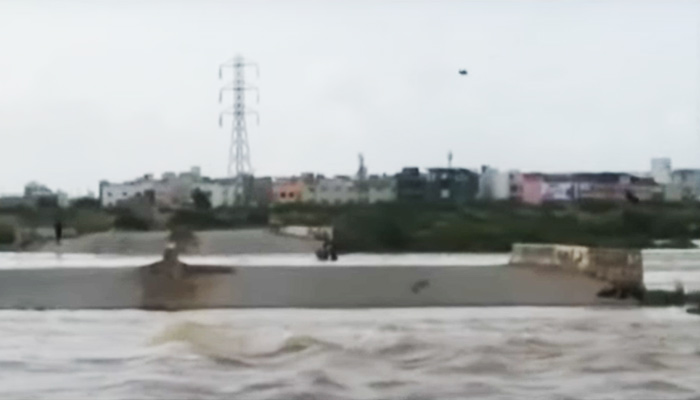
324,237 -> 338,261
328,241 -> 337,261
315,235 -> 338,261
54,220 -> 63,245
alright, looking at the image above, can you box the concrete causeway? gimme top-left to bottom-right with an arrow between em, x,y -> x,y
0,244 -> 640,310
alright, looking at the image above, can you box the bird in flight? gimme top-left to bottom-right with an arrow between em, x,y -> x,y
458,69 -> 468,75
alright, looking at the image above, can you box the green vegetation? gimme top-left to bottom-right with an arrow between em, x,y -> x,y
191,189 -> 212,211
640,282 -> 700,307
3,198 -> 700,252
0,222 -> 15,245
272,201 -> 700,252
167,207 -> 269,230
113,212 -> 152,231
67,210 -> 114,235
169,227 -> 199,252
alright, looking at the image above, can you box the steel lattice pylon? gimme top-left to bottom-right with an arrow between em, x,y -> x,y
219,55 -> 259,204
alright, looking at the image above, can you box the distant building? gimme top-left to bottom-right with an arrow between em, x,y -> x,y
651,158 -> 672,185
0,182 -> 68,209
366,175 -> 397,203
508,171 -> 523,201
478,166 -> 510,200
272,178 -> 306,204
0,196 -> 32,208
517,172 -> 661,204
663,183 -> 684,202
293,173 -> 395,205
396,167 -> 427,202
99,166 -> 236,209
352,156 -> 395,204
426,168 -> 479,203
308,176 -> 357,205
541,174 -> 577,202
24,182 -> 53,199
520,174 -> 544,205
575,173 -> 660,202
671,169 -> 700,200
250,177 -> 273,207
24,182 -> 68,208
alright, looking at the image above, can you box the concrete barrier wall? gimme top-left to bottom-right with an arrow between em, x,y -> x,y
510,243 -> 643,289
587,248 -> 643,288
0,250 -> 626,309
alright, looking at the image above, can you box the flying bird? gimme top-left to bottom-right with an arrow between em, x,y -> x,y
458,69 -> 468,75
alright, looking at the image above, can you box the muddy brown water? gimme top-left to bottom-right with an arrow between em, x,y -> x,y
0,251 -> 698,399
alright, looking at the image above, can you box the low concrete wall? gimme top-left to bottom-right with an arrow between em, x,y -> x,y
588,248 -> 643,289
0,248 -> 626,309
510,243 -> 643,289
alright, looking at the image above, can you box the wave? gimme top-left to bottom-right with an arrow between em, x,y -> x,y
150,321 -> 333,363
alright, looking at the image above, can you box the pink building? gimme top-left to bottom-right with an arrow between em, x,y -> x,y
272,179 -> 306,203
520,174 -> 544,205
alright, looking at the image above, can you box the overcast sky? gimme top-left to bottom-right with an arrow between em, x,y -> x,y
0,0 -> 698,196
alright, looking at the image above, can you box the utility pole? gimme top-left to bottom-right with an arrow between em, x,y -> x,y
219,55 -> 259,205
356,153 -> 369,203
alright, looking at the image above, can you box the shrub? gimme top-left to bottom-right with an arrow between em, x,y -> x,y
0,223 -> 14,245
68,210 -> 114,234
114,213 -> 151,231
191,189 -> 212,211
169,227 -> 199,251
71,197 -> 101,209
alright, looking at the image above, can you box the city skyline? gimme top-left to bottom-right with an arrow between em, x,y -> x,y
1,0 -> 699,195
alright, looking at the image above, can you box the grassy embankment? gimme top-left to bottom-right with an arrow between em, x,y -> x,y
271,201 -> 700,252
3,199 -> 700,253
0,201 -> 270,250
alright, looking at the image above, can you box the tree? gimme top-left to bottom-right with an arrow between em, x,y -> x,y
36,196 -> 58,209
71,197 -> 101,209
191,189 -> 212,210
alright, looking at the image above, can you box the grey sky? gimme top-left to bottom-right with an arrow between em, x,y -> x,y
0,0 -> 698,196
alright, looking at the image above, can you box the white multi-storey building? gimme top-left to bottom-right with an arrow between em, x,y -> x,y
100,167 -> 235,208
298,175 -> 396,205
651,158 -> 672,185
478,166 -> 510,200
312,176 -> 357,205
366,175 -> 397,203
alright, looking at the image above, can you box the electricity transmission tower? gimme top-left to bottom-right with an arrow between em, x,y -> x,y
219,55 -> 259,204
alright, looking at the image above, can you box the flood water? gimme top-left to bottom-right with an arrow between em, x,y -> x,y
0,251 -> 698,399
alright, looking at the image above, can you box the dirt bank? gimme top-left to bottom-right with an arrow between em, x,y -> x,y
38,229 -> 321,255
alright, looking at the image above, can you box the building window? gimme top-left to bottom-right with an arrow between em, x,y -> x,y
289,192 -> 295,199
123,192 -> 127,196
280,192 -> 287,198
107,192 -> 112,197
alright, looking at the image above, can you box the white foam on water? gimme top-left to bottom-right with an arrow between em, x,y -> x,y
0,251 -> 698,397
0,307 -> 699,399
